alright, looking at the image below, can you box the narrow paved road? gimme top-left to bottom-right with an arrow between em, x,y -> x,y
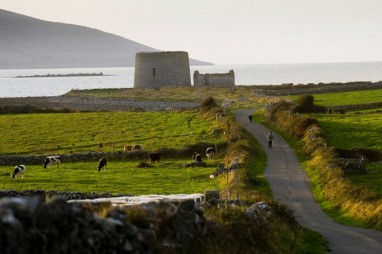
234,109 -> 382,254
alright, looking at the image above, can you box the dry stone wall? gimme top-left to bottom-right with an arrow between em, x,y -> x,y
0,195 -> 206,254
0,151 -> 150,166
252,81 -> 382,96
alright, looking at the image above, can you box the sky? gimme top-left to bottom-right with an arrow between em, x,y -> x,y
2,0 -> 382,65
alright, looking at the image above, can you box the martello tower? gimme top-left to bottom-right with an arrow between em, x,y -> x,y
134,51 -> 191,88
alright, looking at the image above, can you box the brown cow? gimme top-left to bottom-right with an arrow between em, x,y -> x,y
149,152 -> 160,163
133,144 -> 142,150
124,145 -> 133,152
124,144 -> 142,152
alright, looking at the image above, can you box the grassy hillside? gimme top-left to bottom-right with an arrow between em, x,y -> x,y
0,9 -> 211,69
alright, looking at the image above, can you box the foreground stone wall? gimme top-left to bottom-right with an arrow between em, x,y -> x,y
0,195 -> 205,254
0,191 -> 274,254
134,51 -> 191,88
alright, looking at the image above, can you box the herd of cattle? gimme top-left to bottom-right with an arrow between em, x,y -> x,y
10,145 -> 216,179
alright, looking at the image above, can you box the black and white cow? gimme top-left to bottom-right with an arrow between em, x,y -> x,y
11,165 -> 25,179
206,147 -> 216,160
98,157 -> 107,172
43,156 -> 61,169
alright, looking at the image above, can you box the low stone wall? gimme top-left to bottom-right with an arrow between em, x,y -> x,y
252,81 -> 382,96
0,151 -> 151,166
330,101 -> 382,111
336,157 -> 366,174
0,153 -> 103,166
0,190 -> 127,200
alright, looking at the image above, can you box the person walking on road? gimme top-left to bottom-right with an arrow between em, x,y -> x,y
267,131 -> 274,148
248,115 -> 253,123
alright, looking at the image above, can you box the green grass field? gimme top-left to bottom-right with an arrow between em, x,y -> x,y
0,111 -> 229,195
0,94 -> 328,253
0,111 -> 224,155
0,159 -> 223,195
314,112 -> 382,150
285,88 -> 382,107
273,88 -> 382,199
313,111 -> 382,195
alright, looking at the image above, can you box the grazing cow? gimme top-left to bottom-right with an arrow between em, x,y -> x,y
11,165 -> 25,179
124,145 -> 133,152
133,144 -> 142,150
43,156 -> 61,169
206,147 -> 216,160
149,152 -> 161,163
124,144 -> 142,152
98,157 -> 107,172
193,152 -> 203,163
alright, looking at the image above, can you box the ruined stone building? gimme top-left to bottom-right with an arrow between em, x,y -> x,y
193,70 -> 235,87
134,51 -> 191,88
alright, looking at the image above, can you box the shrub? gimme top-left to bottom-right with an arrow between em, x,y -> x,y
291,117 -> 319,138
292,94 -> 326,113
265,100 -> 293,122
201,96 -> 218,109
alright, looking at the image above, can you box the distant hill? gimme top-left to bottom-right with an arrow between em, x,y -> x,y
0,9 -> 212,69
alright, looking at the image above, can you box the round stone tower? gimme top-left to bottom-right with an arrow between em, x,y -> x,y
134,51 -> 191,88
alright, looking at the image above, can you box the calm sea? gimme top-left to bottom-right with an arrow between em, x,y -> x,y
1,62 -> 382,98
